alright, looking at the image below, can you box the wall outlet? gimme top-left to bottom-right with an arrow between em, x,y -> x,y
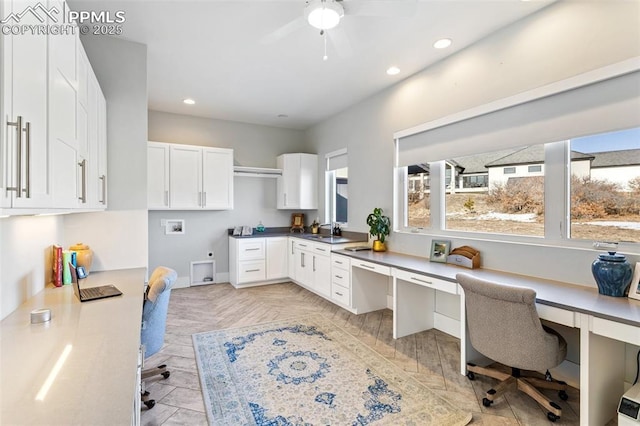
207,251 -> 214,258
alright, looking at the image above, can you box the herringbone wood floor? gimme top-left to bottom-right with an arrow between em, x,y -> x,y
141,282 -> 582,425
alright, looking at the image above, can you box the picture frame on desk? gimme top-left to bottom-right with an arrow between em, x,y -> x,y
430,240 -> 450,263
628,262 -> 640,301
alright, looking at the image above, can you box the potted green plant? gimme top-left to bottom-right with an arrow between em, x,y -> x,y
366,207 -> 391,252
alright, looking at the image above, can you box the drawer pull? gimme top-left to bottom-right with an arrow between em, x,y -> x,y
359,264 -> 375,270
245,248 -> 260,251
411,276 -> 432,285
335,275 -> 343,279
299,244 -> 308,247
245,269 -> 260,273
335,261 -> 343,264
335,291 -> 343,297
317,248 -> 327,252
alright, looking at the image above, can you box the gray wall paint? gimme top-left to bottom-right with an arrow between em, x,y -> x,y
306,0 -> 640,288
147,111 -> 312,279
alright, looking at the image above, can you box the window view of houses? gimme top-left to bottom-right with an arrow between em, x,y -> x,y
407,127 -> 640,242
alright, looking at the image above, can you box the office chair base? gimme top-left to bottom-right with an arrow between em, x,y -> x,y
142,364 -> 169,380
466,363 -> 567,421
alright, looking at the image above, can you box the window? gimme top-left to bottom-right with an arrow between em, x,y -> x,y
528,165 -> 542,173
569,127 -> 640,243
406,164 -> 430,229
325,149 -> 348,225
444,145 -> 545,237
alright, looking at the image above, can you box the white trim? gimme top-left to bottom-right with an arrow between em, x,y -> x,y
394,57 -> 640,140
325,147 -> 348,161
233,166 -> 282,177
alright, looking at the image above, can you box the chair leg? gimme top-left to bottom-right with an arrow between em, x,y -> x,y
141,364 -> 169,380
518,377 -> 562,417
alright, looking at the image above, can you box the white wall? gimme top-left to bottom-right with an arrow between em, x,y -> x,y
591,165 -> 640,191
147,110 -> 310,282
306,0 -> 640,288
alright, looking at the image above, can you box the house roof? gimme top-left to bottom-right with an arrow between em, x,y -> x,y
484,145 -> 594,167
452,149 -> 518,174
591,149 -> 640,168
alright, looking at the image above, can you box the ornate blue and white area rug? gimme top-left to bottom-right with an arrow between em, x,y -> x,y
193,316 -> 472,425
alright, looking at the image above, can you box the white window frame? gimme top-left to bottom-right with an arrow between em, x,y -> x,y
325,148 -> 348,227
393,58 -> 640,253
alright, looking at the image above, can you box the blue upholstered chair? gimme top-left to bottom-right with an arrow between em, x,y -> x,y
457,273 -> 568,422
141,266 -> 177,409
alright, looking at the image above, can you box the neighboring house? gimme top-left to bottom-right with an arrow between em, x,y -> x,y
407,146 -> 640,195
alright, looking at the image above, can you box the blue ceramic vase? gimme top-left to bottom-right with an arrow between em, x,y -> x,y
591,251 -> 633,297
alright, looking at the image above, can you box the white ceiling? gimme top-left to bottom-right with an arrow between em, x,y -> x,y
69,0 -> 552,130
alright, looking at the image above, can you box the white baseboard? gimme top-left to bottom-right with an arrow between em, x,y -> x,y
434,313 -> 460,338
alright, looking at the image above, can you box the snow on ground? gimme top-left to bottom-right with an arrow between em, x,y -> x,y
447,211 -> 538,222
574,221 -> 640,230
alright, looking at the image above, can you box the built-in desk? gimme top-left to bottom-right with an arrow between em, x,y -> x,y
1,268 -> 146,425
334,249 -> 640,425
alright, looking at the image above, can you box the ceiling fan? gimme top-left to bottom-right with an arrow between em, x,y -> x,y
261,0 -> 416,60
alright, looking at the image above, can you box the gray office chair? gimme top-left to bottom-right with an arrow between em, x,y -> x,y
456,273 -> 568,422
141,266 -> 177,409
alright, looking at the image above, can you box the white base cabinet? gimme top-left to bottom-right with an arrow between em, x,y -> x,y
292,239 -> 331,297
229,237 -> 289,287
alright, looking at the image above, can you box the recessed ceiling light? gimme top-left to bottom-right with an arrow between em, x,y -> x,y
183,98 -> 195,105
277,114 -> 289,118
386,66 -> 400,76
433,38 -> 452,49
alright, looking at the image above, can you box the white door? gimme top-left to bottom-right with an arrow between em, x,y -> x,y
202,147 -> 233,209
147,143 -> 170,209
266,238 -> 288,280
1,0 -> 51,208
170,145 -> 202,209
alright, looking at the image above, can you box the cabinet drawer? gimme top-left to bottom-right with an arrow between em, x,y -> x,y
332,254 -> 350,271
238,240 -> 265,260
313,244 -> 331,256
352,260 -> 390,276
331,283 -> 350,306
393,268 -> 458,295
293,240 -> 312,251
536,303 -> 576,328
332,269 -> 350,288
238,260 -> 266,283
590,316 -> 640,345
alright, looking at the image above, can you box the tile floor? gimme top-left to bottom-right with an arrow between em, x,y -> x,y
140,282 -> 586,425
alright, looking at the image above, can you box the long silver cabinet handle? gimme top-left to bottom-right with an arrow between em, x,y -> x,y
23,121 -> 30,198
335,291 -> 343,297
6,116 -> 22,197
245,248 -> 260,251
245,269 -> 260,273
99,175 -> 106,204
78,159 -> 87,203
411,276 -> 433,285
203,191 -> 207,207
359,264 -> 375,270
313,256 -> 316,272
164,190 -> 169,206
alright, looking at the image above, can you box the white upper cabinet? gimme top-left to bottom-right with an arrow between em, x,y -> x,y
1,0 -> 52,209
148,142 -> 234,210
148,142 -> 170,209
277,153 -> 317,210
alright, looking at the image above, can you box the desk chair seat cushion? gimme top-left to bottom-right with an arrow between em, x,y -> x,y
457,273 -> 567,372
142,267 -> 177,357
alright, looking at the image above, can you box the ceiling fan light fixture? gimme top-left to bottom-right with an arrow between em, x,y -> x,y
305,0 -> 344,30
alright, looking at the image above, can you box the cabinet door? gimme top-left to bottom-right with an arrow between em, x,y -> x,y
97,87 -> 107,207
84,70 -> 100,208
294,248 -> 313,288
299,154 -> 318,209
202,147 -> 233,210
313,254 -> 331,297
288,238 -> 296,280
277,154 -> 300,209
147,142 -> 170,209
266,238 -> 288,280
1,0 -> 51,209
169,145 -> 202,209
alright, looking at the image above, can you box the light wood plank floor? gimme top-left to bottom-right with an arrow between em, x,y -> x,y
141,282 -> 582,425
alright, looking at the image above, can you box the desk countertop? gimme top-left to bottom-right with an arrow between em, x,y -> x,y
1,267 -> 146,425
336,250 -> 640,328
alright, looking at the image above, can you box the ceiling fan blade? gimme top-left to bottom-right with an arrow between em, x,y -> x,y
344,0 -> 417,18
327,27 -> 353,58
260,16 -> 306,45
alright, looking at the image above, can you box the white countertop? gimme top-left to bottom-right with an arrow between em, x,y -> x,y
1,268 -> 146,425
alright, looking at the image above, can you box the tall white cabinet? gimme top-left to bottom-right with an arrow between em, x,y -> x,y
1,0 -> 107,214
147,142 -> 234,210
276,153 -> 317,210
1,0 -> 51,209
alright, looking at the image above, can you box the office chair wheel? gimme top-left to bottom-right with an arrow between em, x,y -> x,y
482,398 -> 492,407
466,372 -> 475,380
547,412 -> 559,422
161,371 -> 170,379
558,390 -> 568,401
144,399 -> 156,409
